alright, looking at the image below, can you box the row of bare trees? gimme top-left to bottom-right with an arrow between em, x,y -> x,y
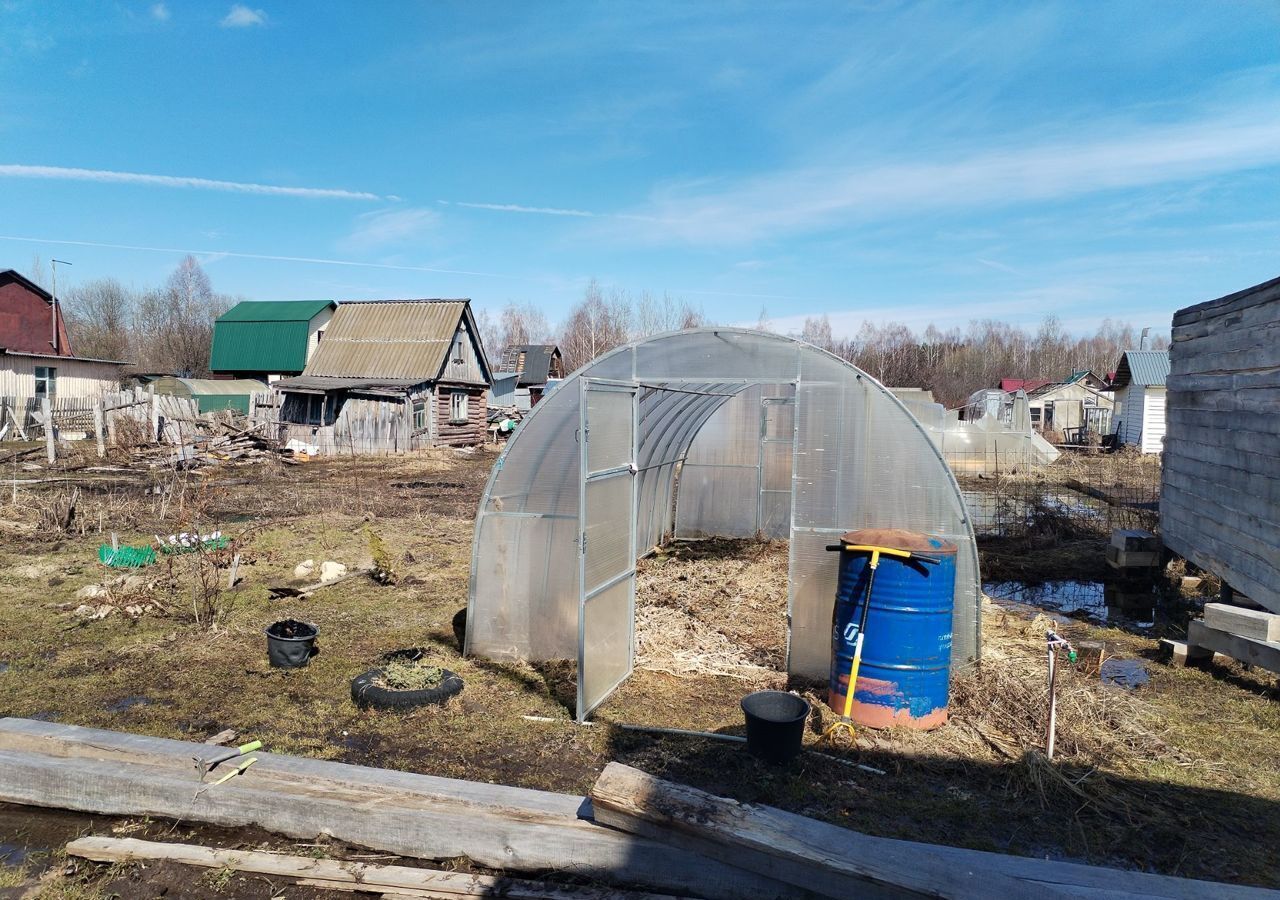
42,256 -> 236,376
483,283 -> 1165,409
479,279 -> 706,372
799,314 -> 1167,407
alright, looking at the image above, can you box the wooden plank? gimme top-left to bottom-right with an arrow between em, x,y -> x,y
67,836 -> 684,900
0,722 -> 796,900
591,764 -> 1279,900
1202,604 -> 1280,642
1187,620 -> 1280,676
591,763 -> 1085,900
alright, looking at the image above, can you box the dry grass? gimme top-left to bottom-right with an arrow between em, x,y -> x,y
2,454 -> 1279,888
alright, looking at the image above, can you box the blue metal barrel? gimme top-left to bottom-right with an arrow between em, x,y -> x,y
829,529 -> 957,730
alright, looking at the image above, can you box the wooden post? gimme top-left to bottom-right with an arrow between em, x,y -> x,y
42,397 -> 55,464
149,387 -> 159,442
1045,646 -> 1058,760
92,401 -> 106,458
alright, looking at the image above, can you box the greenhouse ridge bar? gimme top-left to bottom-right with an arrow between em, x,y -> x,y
465,329 -> 981,720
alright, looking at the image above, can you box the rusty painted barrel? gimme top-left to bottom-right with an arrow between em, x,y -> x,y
829,528 -> 957,730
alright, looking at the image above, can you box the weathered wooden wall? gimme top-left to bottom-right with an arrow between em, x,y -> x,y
433,384 -> 487,446
1162,274 -> 1280,613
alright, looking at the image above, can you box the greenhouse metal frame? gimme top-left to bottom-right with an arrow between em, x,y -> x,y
466,329 -> 981,721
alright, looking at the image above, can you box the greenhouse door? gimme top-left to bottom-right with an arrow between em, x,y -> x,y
577,378 -> 639,721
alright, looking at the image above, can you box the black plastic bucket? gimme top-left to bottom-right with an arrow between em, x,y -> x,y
266,619 -> 318,669
741,690 -> 810,764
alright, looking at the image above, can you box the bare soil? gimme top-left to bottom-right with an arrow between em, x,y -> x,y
0,449 -> 1277,895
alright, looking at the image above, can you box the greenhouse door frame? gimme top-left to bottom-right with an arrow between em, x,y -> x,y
577,376 -> 640,721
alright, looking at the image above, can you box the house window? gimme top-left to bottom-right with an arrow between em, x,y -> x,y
450,391 -> 469,423
34,366 -> 57,398
1029,407 -> 1041,425
453,333 -> 465,363
413,400 -> 427,431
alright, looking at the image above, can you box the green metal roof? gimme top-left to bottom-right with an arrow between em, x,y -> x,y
1113,350 -> 1170,388
216,300 -> 334,323
210,301 -> 333,374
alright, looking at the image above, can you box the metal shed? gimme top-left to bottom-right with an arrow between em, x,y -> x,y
465,329 -> 981,720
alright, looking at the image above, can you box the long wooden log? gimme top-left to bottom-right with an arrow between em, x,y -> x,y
0,720 -> 804,900
589,762 -> 1278,900
67,836 -> 684,900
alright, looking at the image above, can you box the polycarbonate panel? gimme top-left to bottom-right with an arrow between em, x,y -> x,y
787,528 -> 842,678
584,474 -> 632,592
468,512 -> 579,661
585,387 -> 634,473
761,440 -> 791,491
675,464 -> 759,537
580,578 -> 632,718
760,491 -> 791,537
636,331 -> 800,381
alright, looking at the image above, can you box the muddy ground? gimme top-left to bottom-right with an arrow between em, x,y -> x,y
0,448 -> 1278,896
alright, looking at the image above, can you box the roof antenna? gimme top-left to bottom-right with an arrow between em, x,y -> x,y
1139,326 -> 1150,351
51,259 -> 73,355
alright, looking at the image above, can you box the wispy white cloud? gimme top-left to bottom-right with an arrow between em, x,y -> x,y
150,3 -> 170,22
342,206 -> 439,250
0,234 -> 523,280
445,200 -> 597,218
621,102 -> 1280,245
0,164 -> 380,200
976,257 -> 1019,274
442,199 -> 657,222
221,4 -> 266,28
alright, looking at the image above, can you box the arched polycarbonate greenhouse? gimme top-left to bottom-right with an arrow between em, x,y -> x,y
466,329 -> 981,720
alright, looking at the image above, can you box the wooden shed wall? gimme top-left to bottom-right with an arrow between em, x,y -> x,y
1161,275 -> 1280,613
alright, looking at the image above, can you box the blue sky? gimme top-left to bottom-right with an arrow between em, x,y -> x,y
1,1 -> 1278,336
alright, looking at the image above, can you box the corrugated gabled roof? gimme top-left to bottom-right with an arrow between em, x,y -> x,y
1112,350 -> 1170,389
301,299 -> 489,381
216,300 -> 335,322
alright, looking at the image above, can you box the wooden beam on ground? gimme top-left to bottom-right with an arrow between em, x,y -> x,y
0,720 -> 800,900
589,762 -> 1278,900
66,836 -> 684,900
1159,638 -> 1214,668
1187,620 -> 1280,676
1202,604 -> 1280,642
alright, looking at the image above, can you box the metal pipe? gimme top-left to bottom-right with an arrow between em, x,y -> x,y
615,723 -> 746,743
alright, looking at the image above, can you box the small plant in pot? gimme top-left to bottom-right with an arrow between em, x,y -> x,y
351,648 -> 463,710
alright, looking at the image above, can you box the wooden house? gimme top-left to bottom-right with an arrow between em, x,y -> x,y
1110,350 -> 1169,454
210,300 -> 335,383
1,269 -> 126,434
1162,275 -> 1280,614
496,344 -> 564,410
271,299 -> 492,453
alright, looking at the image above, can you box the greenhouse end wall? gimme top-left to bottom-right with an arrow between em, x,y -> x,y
466,329 -> 981,717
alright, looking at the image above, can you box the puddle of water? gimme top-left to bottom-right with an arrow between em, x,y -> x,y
1101,658 -> 1150,689
105,696 -> 150,713
985,579 -> 1160,628
0,661 -> 9,674
985,580 -> 1107,618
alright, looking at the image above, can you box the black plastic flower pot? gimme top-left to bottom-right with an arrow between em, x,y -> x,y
741,690 -> 810,764
266,619 -> 318,669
